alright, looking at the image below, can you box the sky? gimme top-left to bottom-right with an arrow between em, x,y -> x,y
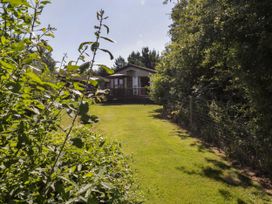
40,0 -> 174,67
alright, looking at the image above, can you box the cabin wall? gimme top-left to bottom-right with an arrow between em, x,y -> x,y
117,67 -> 153,77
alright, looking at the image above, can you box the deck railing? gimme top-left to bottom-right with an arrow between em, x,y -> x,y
109,88 -> 149,98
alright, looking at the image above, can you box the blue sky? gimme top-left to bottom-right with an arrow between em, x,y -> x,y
40,0 -> 174,67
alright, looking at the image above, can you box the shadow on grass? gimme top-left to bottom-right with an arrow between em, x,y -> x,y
150,107 -> 271,200
175,160 -> 263,202
176,158 -> 255,188
151,109 -> 214,154
149,107 -> 165,120
150,109 -> 255,188
218,189 -> 232,200
218,189 -> 248,203
189,141 -> 214,153
175,130 -> 189,140
237,198 -> 247,204
151,108 -> 254,188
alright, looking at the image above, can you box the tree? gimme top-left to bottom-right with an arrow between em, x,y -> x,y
113,56 -> 127,70
127,51 -> 144,67
151,0 -> 272,176
126,47 -> 160,69
0,2 -> 141,202
141,47 -> 160,69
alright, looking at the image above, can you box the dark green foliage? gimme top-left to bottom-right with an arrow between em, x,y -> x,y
128,51 -> 145,67
1,127 -> 141,203
127,47 -> 160,69
141,47 -> 160,69
113,56 -> 127,70
0,1 -> 141,202
151,0 -> 272,176
114,47 -> 160,71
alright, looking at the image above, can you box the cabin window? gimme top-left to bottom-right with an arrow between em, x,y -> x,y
140,77 -> 150,87
119,79 -> 124,88
114,78 -> 118,88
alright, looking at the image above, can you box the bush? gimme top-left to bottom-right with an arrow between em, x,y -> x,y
0,1 -> 142,202
0,127 -> 142,203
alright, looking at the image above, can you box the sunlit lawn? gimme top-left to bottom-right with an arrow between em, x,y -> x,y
62,104 -> 271,203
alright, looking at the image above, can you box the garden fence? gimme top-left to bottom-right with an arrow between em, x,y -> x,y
170,96 -> 269,172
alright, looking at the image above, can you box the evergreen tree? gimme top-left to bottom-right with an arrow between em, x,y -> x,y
127,47 -> 160,69
141,47 -> 160,69
113,56 -> 127,70
127,51 -> 144,67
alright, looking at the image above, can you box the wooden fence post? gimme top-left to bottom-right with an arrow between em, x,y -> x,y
189,96 -> 193,128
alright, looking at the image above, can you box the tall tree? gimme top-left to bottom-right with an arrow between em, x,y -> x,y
141,47 -> 160,69
127,47 -> 160,69
151,0 -> 272,175
113,56 -> 127,70
127,51 -> 144,67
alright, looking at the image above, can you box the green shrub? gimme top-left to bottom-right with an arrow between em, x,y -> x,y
0,0 -> 142,202
0,127 -> 142,203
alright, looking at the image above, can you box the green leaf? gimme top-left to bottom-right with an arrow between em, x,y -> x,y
67,61 -> 79,72
76,184 -> 93,198
89,79 -> 98,87
100,49 -> 114,60
81,115 -> 99,124
55,181 -> 65,194
11,41 -> 25,51
103,24 -> 110,34
79,62 -> 90,74
1,36 -> 8,45
80,114 -> 93,124
91,42 -> 100,52
78,41 -> 94,52
101,182 -> 115,190
101,36 -> 114,43
0,60 -> 16,71
90,115 -> 99,123
96,11 -> 100,20
73,82 -> 84,91
71,89 -> 82,96
40,0 -> 51,5
84,172 -> 94,178
79,101 -> 89,115
2,0 -> 30,7
22,53 -> 40,64
71,137 -> 84,148
98,64 -> 114,74
25,71 -> 43,85
70,166 -> 77,173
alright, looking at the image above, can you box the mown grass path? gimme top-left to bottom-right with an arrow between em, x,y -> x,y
91,104 -> 271,204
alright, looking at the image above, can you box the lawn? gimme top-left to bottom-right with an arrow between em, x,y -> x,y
87,104 -> 271,203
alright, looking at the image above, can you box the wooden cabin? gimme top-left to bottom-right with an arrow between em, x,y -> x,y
107,64 -> 156,100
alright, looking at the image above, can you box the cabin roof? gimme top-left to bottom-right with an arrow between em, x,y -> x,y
115,64 -> 156,74
108,73 -> 128,78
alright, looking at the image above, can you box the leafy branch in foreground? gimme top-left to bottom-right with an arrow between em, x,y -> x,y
0,1 -> 142,203
45,9 -> 112,191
